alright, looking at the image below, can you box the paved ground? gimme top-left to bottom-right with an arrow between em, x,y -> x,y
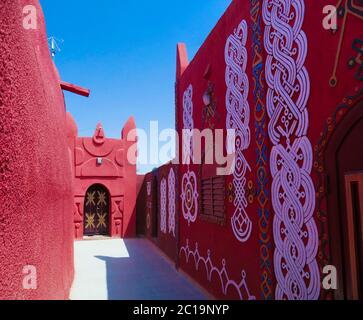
70,238 -> 208,300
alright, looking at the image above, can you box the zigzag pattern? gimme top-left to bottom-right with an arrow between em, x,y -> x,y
180,240 -> 256,300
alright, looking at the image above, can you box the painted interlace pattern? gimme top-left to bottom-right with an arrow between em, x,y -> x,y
262,0 -> 320,299
180,240 -> 256,300
181,84 -> 199,226
225,20 -> 252,243
168,168 -> 176,237
146,181 -> 152,230
183,84 -> 194,163
160,178 -> 167,234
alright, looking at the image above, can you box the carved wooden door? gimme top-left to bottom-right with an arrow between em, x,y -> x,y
84,185 -> 110,236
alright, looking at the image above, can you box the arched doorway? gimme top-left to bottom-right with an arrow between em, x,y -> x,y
326,99 -> 363,299
84,184 -> 110,237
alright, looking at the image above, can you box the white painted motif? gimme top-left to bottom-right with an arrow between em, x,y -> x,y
181,171 -> 199,226
181,84 -> 199,226
225,19 -> 252,243
160,178 -> 167,234
168,168 -> 176,237
147,181 -> 152,197
146,181 -> 152,230
180,240 -> 256,300
183,84 -> 194,164
262,0 -> 320,300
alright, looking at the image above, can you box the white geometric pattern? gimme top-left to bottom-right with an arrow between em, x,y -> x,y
180,240 -> 256,300
147,181 -> 152,230
263,0 -> 320,300
160,178 -> 167,234
183,84 -> 194,164
181,170 -> 199,226
181,84 -> 199,226
225,19 -> 252,243
147,181 -> 152,197
168,168 -> 176,237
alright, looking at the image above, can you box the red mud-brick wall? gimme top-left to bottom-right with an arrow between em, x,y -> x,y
137,171 -> 158,239
175,0 -> 363,301
0,1 -> 74,299
176,0 -> 264,300
122,117 -> 138,238
302,0 -> 363,300
136,174 -> 146,236
137,165 -> 178,264
155,164 -> 178,263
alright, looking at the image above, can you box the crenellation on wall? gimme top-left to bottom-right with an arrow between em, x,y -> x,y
69,117 -> 137,240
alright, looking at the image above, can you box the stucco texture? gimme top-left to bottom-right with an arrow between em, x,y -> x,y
0,0 -> 74,299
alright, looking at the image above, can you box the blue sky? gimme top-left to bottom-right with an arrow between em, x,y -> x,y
40,0 -> 232,173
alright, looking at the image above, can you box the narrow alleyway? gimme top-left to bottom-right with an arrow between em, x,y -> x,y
70,239 -> 208,300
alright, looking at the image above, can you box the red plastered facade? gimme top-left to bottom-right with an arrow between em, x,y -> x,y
137,164 -> 179,264
1,0 -> 363,300
67,115 -> 138,240
138,0 -> 363,300
0,0 -> 74,300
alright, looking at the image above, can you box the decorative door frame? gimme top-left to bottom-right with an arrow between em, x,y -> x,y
325,98 -> 363,299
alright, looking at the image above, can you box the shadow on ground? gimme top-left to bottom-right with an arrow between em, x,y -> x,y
71,238 -> 207,300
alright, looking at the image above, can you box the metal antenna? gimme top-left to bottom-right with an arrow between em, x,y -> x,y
48,36 -> 64,59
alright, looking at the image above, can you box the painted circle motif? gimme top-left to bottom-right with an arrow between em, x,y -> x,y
181,170 -> 199,225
